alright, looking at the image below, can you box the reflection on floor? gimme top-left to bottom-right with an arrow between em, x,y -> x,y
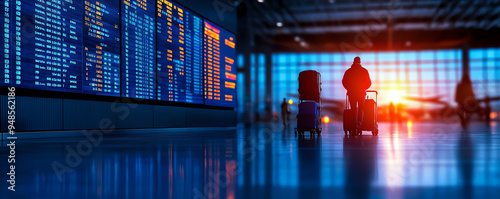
1,122 -> 500,199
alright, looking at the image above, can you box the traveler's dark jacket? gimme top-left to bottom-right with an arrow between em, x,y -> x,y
281,101 -> 290,115
342,63 -> 371,98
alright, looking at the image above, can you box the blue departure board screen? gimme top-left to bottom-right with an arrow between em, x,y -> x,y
1,0 -> 11,86
1,0 -> 237,109
157,0 -> 203,104
203,20 -> 237,108
7,0 -> 120,96
121,0 -> 156,99
13,0 -> 84,93
83,0 -> 121,96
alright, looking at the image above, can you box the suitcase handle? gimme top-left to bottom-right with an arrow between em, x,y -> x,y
346,90 -> 378,109
366,90 -> 378,103
366,90 -> 378,95
345,93 -> 349,109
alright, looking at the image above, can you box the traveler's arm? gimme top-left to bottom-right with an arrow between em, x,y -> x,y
342,71 -> 348,90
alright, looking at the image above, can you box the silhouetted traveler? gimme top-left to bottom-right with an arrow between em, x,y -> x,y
455,74 -> 477,129
342,57 -> 372,131
281,98 -> 291,127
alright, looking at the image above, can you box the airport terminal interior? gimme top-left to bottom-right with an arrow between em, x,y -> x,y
1,0 -> 500,198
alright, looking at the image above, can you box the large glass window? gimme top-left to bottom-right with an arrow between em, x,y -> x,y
270,49 -> 467,111
239,48 -> 500,116
470,48 -> 500,109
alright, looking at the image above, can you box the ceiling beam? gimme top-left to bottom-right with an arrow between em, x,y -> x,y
261,20 -> 500,35
478,1 -> 500,28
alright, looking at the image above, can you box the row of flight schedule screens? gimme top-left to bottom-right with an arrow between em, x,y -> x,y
0,0 -> 237,107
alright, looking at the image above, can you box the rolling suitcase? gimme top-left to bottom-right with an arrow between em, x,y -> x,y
298,102 -> 319,115
361,99 -> 376,130
298,70 -> 322,103
296,70 -> 322,136
343,109 -> 356,134
297,114 -> 318,129
343,90 -> 379,136
361,91 -> 378,135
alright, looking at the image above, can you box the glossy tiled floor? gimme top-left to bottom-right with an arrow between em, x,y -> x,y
2,122 -> 500,199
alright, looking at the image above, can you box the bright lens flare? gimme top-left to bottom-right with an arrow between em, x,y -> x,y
491,112 -> 498,119
322,116 -> 330,124
288,99 -> 293,105
388,89 -> 403,104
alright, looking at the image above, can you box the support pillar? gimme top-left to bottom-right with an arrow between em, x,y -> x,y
254,54 -> 260,122
243,4 -> 254,126
462,46 -> 470,78
264,50 -> 273,121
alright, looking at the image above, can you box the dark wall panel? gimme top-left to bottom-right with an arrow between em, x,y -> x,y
1,96 -> 63,131
186,108 -> 237,127
63,99 -> 117,130
153,106 -> 186,128
1,95 -> 6,132
0,95 -> 236,133
116,104 -> 154,129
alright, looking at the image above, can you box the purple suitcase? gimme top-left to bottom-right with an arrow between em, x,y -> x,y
297,114 -> 318,129
298,102 -> 319,115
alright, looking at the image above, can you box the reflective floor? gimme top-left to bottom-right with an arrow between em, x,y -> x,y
2,122 -> 500,199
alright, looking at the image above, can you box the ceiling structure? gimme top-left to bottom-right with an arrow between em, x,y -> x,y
237,0 -> 500,52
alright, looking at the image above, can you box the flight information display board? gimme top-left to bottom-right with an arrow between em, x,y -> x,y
8,0 -> 121,96
83,0 -> 121,96
2,0 -> 238,108
1,0 -> 11,86
13,0 -> 84,92
203,20 -> 237,108
157,0 -> 203,104
121,0 -> 156,99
